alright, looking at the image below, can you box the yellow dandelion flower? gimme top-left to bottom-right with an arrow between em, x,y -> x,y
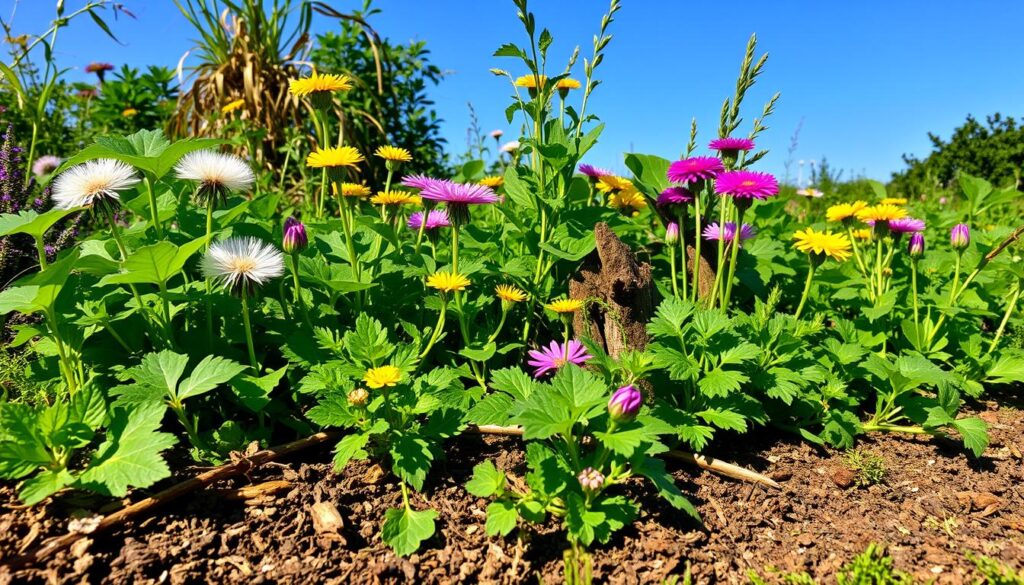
793,227 -> 852,262
306,146 -> 364,169
370,190 -> 419,206
546,298 -> 584,313
288,71 -> 352,97
879,197 -> 907,206
495,284 -> 527,303
556,78 -> 582,90
122,108 -> 138,118
609,188 -> 647,215
826,201 -> 868,223
514,74 -> 548,88
479,175 -> 504,188
851,228 -> 873,241
856,204 -> 907,223
375,145 -> 413,163
596,175 -> 633,193
427,271 -> 471,293
221,98 -> 245,114
364,365 -> 401,389
336,182 -> 372,197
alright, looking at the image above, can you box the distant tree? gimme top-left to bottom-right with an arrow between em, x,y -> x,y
891,113 -> 1024,196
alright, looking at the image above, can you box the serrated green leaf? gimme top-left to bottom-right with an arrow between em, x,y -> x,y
465,460 -> 505,498
390,434 -> 434,491
332,432 -> 372,471
381,506 -> 437,557
77,404 -> 177,497
635,457 -> 700,521
486,500 -> 518,536
19,468 -> 74,505
176,355 -> 247,402
951,417 -> 989,457
230,366 -> 287,412
698,368 -> 748,398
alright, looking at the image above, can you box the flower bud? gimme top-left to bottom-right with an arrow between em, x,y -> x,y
907,232 -> 925,258
607,385 -> 642,422
577,467 -> 604,492
347,388 -> 369,407
282,216 -> 308,254
665,222 -> 679,245
950,223 -> 970,250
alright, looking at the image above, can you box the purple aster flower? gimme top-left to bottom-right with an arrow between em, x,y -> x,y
32,155 -> 61,177
526,339 -> 592,378
950,223 -> 970,250
420,180 -> 499,205
708,137 -> 755,152
656,186 -> 693,207
667,157 -> 724,185
908,233 -> 925,258
407,209 -> 451,230
888,218 -> 925,234
703,222 -> 755,245
579,163 -> 613,179
282,216 -> 307,254
608,385 -> 642,422
400,174 -> 444,191
714,170 -> 779,200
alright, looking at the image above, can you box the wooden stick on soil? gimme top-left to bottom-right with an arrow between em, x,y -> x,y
5,431 -> 340,570
466,424 -> 780,489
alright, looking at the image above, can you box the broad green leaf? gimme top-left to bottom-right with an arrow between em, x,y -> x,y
55,130 -> 225,180
465,460 -> 505,497
985,354 -> 1024,385
465,393 -> 515,426
230,366 -> 287,412
381,506 -> 437,557
459,343 -> 496,362
951,417 -> 988,458
635,457 -> 701,521
390,434 -> 434,491
0,249 -> 79,315
126,350 -> 189,396
485,500 -> 518,536
176,355 -> 247,402
0,208 -> 80,239
99,237 -> 208,286
489,367 -> 539,400
698,368 -> 748,397
332,432 -> 372,471
77,404 -> 177,497
19,468 -> 74,506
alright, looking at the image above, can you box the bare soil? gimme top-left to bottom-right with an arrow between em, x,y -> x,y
1,399 -> 1022,584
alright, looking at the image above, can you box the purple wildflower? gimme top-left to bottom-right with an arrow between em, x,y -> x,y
656,186 -> 693,207
407,209 -> 451,230
526,339 -> 593,378
908,233 -> 925,258
714,170 -> 779,200
888,218 -> 925,234
703,222 -> 756,244
708,137 -> 755,152
667,157 -> 724,185
579,163 -> 613,179
282,217 -> 308,254
950,224 -> 970,250
608,385 -> 642,422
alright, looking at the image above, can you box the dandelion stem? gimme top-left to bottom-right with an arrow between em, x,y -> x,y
240,289 -> 259,373
794,262 -> 815,320
144,176 -> 163,238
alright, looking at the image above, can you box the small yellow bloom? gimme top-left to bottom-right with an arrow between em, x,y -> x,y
609,188 -> 647,215
221,98 -> 245,114
306,146 -> 364,169
479,175 -> 504,188
879,197 -> 907,206
851,228 -> 873,241
514,74 -> 548,89
364,366 -> 401,389
495,284 -> 527,303
556,78 -> 582,90
856,204 -> 907,223
374,145 -> 413,163
793,227 -> 852,262
596,175 -> 633,193
427,271 -> 471,293
122,108 -> 138,118
370,190 -> 419,206
336,182 -> 372,197
546,298 -> 584,313
826,201 -> 868,223
288,71 -> 352,97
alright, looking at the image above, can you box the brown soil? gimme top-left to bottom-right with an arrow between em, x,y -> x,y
1,400 -> 1022,585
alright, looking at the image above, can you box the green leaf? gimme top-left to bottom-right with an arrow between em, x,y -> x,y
697,408 -> 747,432
593,421 -> 646,457
343,314 -> 394,366
56,130 -> 225,179
0,249 -> 79,315
124,350 -> 188,397
230,366 -> 287,412
624,153 -> 671,197
698,368 -> 748,398
466,393 -> 515,426
390,434 -> 434,491
98,237 -> 208,286
951,417 -> 989,458
465,460 -> 505,497
459,343 -> 496,362
77,404 -> 177,497
332,432 -> 372,471
489,367 -> 539,400
307,394 -> 361,428
635,457 -> 701,521
19,468 -> 74,506
486,500 -> 518,536
176,355 -> 247,402
381,506 -> 437,557
0,208 -> 80,239
985,354 -> 1024,385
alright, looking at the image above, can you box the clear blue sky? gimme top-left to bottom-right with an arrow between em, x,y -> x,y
6,0 -> 1024,182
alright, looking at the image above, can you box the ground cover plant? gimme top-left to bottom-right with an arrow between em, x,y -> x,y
1,0 -> 1023,582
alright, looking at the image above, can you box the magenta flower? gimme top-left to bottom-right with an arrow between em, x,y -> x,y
950,224 -> 970,250
657,186 -> 693,207
282,217 -> 308,254
708,137 -> 755,152
526,339 -> 592,378
908,233 -> 925,258
703,222 -> 755,244
407,209 -> 451,230
420,180 -> 500,205
608,385 -> 642,422
579,163 -> 613,179
714,170 -> 779,200
667,157 -> 724,184
888,218 -> 925,234
400,174 -> 444,191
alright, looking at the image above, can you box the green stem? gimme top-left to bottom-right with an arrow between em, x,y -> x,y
205,200 -> 215,350
487,308 -> 509,345
691,189 -> 702,302
240,289 -> 259,373
911,260 -> 921,346
417,299 -> 448,361
335,183 -> 361,280
861,423 -> 932,435
668,244 -> 679,298
949,252 -> 962,304
722,205 -> 746,310
34,236 -> 48,270
678,209 -> 688,301
986,283 -> 1021,356
794,262 -> 816,320
144,176 -> 163,238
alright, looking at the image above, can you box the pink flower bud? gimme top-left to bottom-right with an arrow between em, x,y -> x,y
950,223 -> 970,250
608,385 -> 642,422
282,216 -> 307,254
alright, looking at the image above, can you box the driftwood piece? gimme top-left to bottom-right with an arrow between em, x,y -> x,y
569,222 -> 657,359
685,243 -> 717,300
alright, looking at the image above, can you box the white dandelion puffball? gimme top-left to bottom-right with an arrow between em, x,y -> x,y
52,158 -> 140,210
499,140 -> 520,153
202,237 -> 285,292
174,150 -> 255,193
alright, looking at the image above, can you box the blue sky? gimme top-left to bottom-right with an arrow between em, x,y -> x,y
7,0 -> 1024,182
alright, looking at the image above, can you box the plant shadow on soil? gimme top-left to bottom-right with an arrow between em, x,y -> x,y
2,397 -> 1023,584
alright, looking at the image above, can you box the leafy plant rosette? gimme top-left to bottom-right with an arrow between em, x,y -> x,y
466,367 -> 697,582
